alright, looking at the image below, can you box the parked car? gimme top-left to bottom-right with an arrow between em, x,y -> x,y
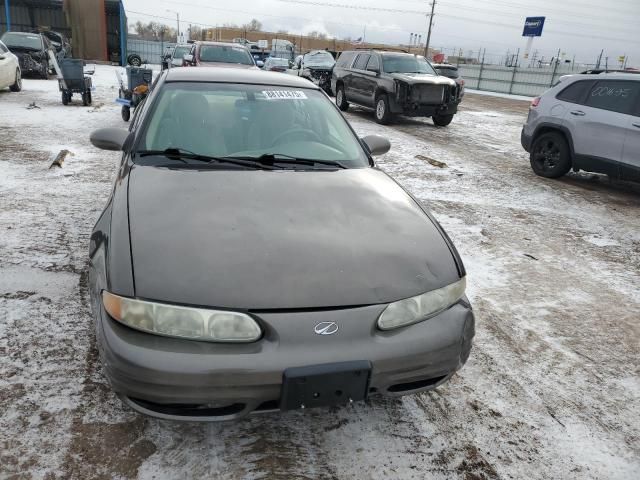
88,67 -> 474,421
171,44 -> 192,68
432,63 -> 465,98
332,49 -> 461,125
289,50 -> 336,94
0,31 -> 53,79
263,57 -> 291,72
183,41 -> 258,69
521,73 -> 640,181
32,29 -> 71,61
0,40 -> 22,91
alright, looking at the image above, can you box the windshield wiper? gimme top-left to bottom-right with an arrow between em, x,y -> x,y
135,149 -> 281,170
227,153 -> 347,170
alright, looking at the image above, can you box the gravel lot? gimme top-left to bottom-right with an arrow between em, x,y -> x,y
1,67 -> 638,480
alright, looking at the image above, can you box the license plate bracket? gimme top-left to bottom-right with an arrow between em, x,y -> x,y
281,361 -> 371,411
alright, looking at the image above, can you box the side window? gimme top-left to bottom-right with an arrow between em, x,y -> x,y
366,55 -> 380,72
353,54 -> 370,70
585,81 -> 640,114
0,43 -> 7,54
337,52 -> 354,68
556,80 -> 594,104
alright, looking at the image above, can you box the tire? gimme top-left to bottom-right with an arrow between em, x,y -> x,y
62,91 -> 70,105
127,54 -> 142,67
335,84 -> 349,111
374,94 -> 392,125
432,114 -> 454,127
40,60 -> 49,79
87,91 -> 92,105
9,69 -> 22,92
121,106 -> 131,122
530,132 -> 572,178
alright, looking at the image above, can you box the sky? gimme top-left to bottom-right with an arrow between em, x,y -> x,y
123,0 -> 640,66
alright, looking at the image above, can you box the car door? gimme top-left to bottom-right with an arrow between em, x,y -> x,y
621,84 -> 640,170
359,54 -> 380,107
0,42 -> 11,87
349,53 -> 370,104
563,80 -> 637,163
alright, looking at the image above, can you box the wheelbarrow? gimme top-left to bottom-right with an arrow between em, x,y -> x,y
115,66 -> 153,121
55,58 -> 93,106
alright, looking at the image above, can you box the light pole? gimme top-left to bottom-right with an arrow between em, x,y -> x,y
166,9 -> 180,40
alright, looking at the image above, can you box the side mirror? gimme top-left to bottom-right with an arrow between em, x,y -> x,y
183,54 -> 194,64
361,135 -> 391,156
256,60 -> 264,68
367,68 -> 380,75
90,128 -> 132,151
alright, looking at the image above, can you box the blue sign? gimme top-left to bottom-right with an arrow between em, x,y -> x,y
522,17 -> 545,37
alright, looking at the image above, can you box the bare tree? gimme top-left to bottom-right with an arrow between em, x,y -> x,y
243,19 -> 262,31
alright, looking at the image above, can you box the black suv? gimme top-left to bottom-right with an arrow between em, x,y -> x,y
331,50 -> 461,125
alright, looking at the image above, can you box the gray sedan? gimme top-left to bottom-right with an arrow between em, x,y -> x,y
89,67 -> 474,421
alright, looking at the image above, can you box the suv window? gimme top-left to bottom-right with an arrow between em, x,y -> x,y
0,41 -> 7,54
199,45 -> 254,65
336,51 -> 355,68
585,80 -> 640,115
353,54 -> 370,70
556,80 -> 594,104
366,55 -> 380,72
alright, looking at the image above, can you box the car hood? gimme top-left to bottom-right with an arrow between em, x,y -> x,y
127,166 -> 460,309
389,72 -> 456,86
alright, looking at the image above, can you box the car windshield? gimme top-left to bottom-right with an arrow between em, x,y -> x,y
172,45 -> 191,59
382,54 -> 435,74
303,51 -> 335,67
436,67 -> 459,79
268,58 -> 290,67
200,45 -> 254,65
137,82 -> 368,167
1,32 -> 42,50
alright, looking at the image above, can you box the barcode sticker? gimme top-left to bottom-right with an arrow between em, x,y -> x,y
262,90 -> 308,100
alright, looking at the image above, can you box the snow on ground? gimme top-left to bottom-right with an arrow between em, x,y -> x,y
464,89 -> 536,101
1,66 -> 639,480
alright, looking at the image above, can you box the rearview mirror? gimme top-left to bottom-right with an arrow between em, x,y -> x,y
361,135 -> 391,156
90,128 -> 132,151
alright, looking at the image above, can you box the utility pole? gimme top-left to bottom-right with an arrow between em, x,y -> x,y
424,1 -> 435,58
166,9 -> 180,39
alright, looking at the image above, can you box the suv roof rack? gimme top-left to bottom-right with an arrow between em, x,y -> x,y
354,47 -> 409,54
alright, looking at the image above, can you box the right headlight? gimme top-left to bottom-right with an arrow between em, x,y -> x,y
102,291 -> 262,343
377,277 -> 466,331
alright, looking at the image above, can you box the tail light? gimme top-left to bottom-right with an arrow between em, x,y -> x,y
531,96 -> 541,108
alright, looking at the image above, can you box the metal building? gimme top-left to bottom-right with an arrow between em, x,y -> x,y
0,0 -> 127,65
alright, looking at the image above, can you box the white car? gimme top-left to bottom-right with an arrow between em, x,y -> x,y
0,40 -> 21,92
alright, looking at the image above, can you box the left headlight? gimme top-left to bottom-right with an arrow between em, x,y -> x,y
377,277 -> 467,331
102,291 -> 262,343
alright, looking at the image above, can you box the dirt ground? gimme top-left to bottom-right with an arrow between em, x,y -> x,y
1,68 -> 638,480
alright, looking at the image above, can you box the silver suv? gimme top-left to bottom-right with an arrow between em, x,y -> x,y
521,73 -> 640,180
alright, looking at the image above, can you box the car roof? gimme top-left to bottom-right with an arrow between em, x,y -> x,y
565,72 -> 640,81
194,41 -> 243,48
165,67 -> 321,89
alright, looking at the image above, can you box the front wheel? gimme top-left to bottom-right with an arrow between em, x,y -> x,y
40,61 -> 49,79
530,132 -> 572,178
335,85 -> 349,111
121,106 -> 131,122
10,69 -> 22,92
432,114 -> 454,127
374,94 -> 392,125
62,91 -> 71,105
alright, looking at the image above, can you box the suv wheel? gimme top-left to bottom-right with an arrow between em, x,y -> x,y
432,114 -> 454,127
530,132 -> 572,178
336,85 -> 349,111
40,60 -> 49,79
10,69 -> 22,92
374,94 -> 392,125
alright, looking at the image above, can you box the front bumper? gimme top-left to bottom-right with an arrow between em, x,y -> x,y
16,53 -> 44,74
96,300 -> 474,421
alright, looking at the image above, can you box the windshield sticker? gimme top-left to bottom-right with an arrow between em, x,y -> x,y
262,90 -> 308,100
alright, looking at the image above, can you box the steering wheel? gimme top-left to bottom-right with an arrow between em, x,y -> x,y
270,128 -> 322,148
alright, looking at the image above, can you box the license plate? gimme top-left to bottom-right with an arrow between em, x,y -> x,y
281,361 -> 371,411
